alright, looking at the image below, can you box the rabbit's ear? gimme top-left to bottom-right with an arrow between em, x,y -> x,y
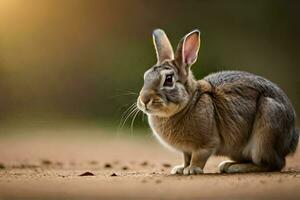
175,30 -> 200,67
152,29 -> 174,64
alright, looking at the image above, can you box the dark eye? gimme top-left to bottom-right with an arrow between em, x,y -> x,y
163,74 -> 173,87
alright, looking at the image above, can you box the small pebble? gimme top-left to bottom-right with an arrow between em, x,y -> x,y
141,161 -> 148,166
79,171 -> 95,176
104,163 -> 112,168
0,163 -> 5,169
162,163 -> 171,168
155,179 -> 162,184
110,173 -> 117,177
122,166 -> 128,170
41,159 -> 52,165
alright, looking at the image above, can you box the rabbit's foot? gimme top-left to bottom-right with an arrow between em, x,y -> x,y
170,165 -> 185,175
218,160 -> 236,173
183,166 -> 203,175
219,161 -> 269,173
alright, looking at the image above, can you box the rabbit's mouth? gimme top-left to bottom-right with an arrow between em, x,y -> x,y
136,96 -> 161,114
137,96 -> 180,117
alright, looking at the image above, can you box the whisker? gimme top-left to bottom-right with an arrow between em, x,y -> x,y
110,92 -> 138,99
130,109 -> 140,133
120,104 -> 139,129
122,102 -> 137,115
119,103 -> 137,129
120,103 -> 136,119
114,89 -> 138,95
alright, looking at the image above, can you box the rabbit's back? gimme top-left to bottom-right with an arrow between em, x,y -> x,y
204,71 -> 291,105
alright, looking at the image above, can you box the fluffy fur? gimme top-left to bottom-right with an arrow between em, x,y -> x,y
137,29 -> 299,175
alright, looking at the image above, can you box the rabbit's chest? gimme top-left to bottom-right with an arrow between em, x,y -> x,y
148,116 -> 203,152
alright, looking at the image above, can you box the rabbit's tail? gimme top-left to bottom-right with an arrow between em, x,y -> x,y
289,128 -> 299,155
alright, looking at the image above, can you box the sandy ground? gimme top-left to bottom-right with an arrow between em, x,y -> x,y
0,126 -> 299,200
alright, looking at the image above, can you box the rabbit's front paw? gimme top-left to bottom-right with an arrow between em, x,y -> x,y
170,165 -> 185,175
183,166 -> 203,175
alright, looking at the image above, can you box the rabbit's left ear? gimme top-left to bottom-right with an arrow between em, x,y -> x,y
152,29 -> 174,64
175,30 -> 201,67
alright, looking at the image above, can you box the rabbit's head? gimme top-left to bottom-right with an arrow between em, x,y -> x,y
137,29 -> 201,117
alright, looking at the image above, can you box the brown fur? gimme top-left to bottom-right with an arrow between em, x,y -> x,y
137,29 -> 299,175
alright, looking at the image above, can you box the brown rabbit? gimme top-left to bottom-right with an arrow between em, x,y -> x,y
137,29 -> 299,175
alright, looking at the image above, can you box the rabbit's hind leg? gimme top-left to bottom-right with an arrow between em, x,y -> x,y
241,97 -> 287,172
220,96 -> 288,173
250,97 -> 287,170
219,161 -> 269,173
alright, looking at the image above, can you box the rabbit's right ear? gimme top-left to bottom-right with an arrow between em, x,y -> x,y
152,29 -> 174,64
175,30 -> 200,67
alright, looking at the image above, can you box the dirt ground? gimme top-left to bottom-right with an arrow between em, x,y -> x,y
0,126 -> 299,200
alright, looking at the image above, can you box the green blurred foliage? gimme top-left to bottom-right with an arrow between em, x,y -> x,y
0,0 -> 299,127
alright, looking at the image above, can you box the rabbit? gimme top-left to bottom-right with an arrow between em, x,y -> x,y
137,29 -> 299,175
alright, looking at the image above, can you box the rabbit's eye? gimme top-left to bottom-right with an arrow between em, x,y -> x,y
163,74 -> 173,87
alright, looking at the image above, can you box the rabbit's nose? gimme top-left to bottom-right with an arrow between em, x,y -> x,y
141,95 -> 152,107
140,89 -> 155,108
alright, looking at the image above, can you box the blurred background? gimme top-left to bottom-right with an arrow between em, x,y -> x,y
1,2 -> 300,199
0,0 -> 299,130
